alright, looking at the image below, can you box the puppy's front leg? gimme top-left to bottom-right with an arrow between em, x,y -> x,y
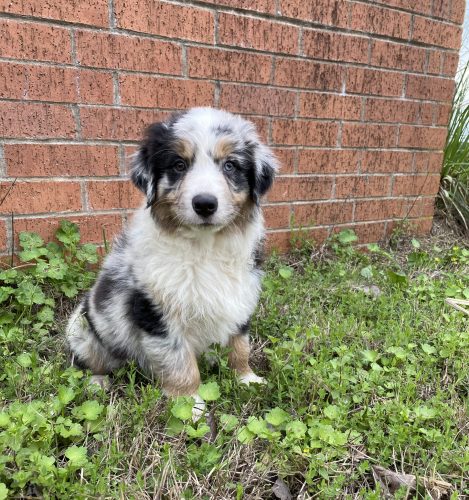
153,345 -> 205,421
228,333 -> 265,385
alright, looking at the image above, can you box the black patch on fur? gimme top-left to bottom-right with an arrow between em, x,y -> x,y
82,295 -> 105,348
83,295 -> 128,361
238,320 -> 251,335
131,122 -> 189,207
214,124 -> 233,136
94,274 -> 116,310
253,239 -> 265,268
128,288 -> 168,337
255,160 -> 275,199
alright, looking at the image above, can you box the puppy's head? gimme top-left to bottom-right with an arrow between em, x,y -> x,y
131,107 -> 278,232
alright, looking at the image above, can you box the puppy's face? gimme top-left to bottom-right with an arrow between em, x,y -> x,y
131,108 -> 278,232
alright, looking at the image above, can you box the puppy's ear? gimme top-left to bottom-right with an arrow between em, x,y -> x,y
252,143 -> 279,204
130,122 -> 171,207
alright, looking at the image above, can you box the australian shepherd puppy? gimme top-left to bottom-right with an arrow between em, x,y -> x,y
66,107 -> 278,418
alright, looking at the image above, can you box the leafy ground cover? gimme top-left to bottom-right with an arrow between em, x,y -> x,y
0,222 -> 468,499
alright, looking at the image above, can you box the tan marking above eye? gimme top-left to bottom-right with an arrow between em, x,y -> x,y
173,138 -> 194,161
212,136 -> 236,161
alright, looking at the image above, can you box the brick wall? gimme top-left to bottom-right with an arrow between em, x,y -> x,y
0,0 -> 465,255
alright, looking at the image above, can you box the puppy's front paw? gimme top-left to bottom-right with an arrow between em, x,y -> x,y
191,393 -> 206,422
239,372 -> 266,386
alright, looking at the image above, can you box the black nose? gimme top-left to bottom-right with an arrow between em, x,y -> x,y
192,194 -> 218,217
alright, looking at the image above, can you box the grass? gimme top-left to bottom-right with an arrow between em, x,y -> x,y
0,223 -> 468,498
439,62 -> 469,231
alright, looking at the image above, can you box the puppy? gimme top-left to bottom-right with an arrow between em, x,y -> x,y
66,107 -> 278,416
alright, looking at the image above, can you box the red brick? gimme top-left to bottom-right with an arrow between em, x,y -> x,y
265,227 -> 329,252
0,62 -> 113,105
202,0 -> 275,13
0,62 -> 74,102
272,120 -> 339,146
88,180 -> 143,210
373,0 -> 432,15
349,3 -> 411,39
427,50 -> 444,75
371,41 -> 426,72
362,151 -> 414,173
218,13 -> 299,54
219,84 -> 296,117
450,0 -> 466,23
80,107 -> 167,141
336,175 -> 391,198
275,59 -> 342,90
407,75 -> 455,102
407,218 -> 433,235
271,148 -> 297,174
120,75 -> 214,109
392,174 -> 441,196
79,70 -> 114,105
355,199 -> 407,221
263,205 -> 291,229
406,197 -> 436,218
0,19 -> 71,64
333,222 -> 386,243
365,98 -> 423,123
442,53 -> 460,76
115,0 -> 214,43
294,201 -> 353,225
298,149 -> 360,174
432,0 -> 451,19
418,103 -> 435,125
0,181 -> 81,214
414,152 -> 444,173
123,146 -> 139,174
0,220 -> 7,253
279,0 -> 348,26
267,176 -> 333,202
302,30 -> 369,63
0,102 -> 75,139
299,93 -> 361,120
398,126 -> 447,150
347,68 -> 404,97
188,47 -> 272,84
0,0 -> 108,27
76,31 -> 181,74
434,104 -> 452,126
265,230 -> 291,253
342,124 -> 398,148
13,214 -> 123,247
5,144 -> 119,177
413,17 -> 462,50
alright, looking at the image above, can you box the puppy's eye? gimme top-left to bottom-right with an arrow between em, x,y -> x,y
173,160 -> 187,173
223,161 -> 235,173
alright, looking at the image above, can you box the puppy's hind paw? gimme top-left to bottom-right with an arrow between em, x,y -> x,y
239,372 -> 266,386
191,393 -> 206,422
89,375 -> 110,390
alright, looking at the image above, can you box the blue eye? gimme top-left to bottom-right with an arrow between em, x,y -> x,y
174,160 -> 187,172
223,161 -> 235,172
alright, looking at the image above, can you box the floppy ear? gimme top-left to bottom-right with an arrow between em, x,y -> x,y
252,143 -> 279,204
130,122 -> 170,207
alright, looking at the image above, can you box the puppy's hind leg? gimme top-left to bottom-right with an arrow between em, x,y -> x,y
228,332 -> 266,385
66,303 -> 124,388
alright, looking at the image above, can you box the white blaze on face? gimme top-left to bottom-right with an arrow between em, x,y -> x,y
177,150 -> 234,227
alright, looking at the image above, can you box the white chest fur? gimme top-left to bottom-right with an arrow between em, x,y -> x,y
125,208 -> 263,353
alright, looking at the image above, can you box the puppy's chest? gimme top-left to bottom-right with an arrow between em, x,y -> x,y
145,253 -> 260,346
